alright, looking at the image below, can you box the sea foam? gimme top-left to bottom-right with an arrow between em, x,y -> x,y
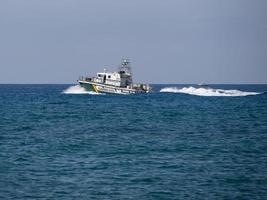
160,86 -> 260,97
63,85 -> 101,95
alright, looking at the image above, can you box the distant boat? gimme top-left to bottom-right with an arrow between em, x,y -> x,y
78,58 -> 152,95
198,83 -> 209,87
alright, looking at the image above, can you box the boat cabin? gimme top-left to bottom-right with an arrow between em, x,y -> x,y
96,71 -> 132,88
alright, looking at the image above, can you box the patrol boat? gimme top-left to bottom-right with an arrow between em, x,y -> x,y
78,59 -> 152,95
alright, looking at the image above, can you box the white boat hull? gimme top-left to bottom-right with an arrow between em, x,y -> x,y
78,80 -> 147,95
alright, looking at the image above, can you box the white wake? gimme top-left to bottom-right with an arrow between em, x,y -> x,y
63,85 -> 100,95
160,86 -> 260,97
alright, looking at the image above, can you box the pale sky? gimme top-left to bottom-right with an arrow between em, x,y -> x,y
0,0 -> 266,84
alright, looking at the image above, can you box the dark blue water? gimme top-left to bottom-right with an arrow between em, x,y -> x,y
1,84 -> 267,199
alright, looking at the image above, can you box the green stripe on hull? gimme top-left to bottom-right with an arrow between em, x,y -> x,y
79,82 -> 97,92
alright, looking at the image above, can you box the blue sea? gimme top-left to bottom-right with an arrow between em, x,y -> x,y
0,84 -> 267,199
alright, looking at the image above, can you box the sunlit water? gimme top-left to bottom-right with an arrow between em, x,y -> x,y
0,84 -> 267,199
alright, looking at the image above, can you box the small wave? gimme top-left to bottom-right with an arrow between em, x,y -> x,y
160,86 -> 261,97
63,85 -> 100,95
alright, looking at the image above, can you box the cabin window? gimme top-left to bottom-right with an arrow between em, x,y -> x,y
98,74 -> 101,77
108,75 -> 111,78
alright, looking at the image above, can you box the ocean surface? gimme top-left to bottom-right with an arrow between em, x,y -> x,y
0,84 -> 267,199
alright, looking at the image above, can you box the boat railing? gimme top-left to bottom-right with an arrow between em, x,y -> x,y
79,76 -> 94,82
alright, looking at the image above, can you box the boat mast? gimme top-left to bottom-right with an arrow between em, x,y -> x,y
119,58 -> 133,85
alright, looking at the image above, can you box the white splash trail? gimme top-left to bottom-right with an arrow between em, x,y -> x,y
63,85 -> 101,95
160,86 -> 260,97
